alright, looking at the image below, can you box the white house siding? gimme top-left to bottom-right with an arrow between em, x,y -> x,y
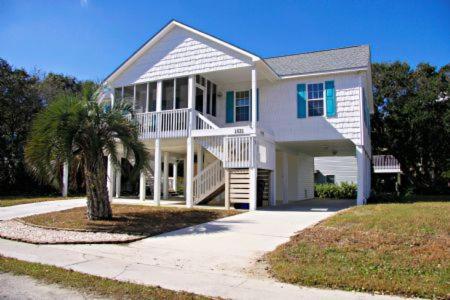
216,73 -> 363,145
314,156 -> 357,184
275,150 -> 314,203
112,26 -> 252,87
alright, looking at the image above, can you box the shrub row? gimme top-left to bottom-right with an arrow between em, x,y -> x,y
314,182 -> 357,199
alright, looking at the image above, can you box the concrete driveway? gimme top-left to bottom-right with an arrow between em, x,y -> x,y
0,199 -> 404,300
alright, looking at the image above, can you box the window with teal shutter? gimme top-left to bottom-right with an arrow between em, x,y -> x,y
325,81 -> 336,117
226,91 -> 234,123
297,84 -> 306,118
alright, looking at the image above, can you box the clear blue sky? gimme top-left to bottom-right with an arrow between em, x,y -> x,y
1,0 -> 449,81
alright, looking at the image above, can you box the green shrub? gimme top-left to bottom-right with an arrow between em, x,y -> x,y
315,182 -> 357,199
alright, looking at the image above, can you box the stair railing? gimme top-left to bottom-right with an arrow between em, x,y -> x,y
193,160 -> 224,204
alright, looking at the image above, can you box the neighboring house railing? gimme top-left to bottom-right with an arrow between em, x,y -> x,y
373,155 -> 401,173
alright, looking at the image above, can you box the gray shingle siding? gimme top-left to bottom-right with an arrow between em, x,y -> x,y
264,45 -> 370,77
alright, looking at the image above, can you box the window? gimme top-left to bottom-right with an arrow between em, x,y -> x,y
326,175 -> 335,184
175,77 -> 188,109
235,91 -> 250,122
307,83 -> 324,116
135,84 -> 147,113
162,79 -> 174,110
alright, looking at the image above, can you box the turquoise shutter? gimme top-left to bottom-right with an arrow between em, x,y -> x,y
325,81 -> 336,117
226,91 -> 234,123
297,84 -> 306,118
257,88 -> 260,121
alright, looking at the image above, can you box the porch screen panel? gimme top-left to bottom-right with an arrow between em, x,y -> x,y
135,83 -> 146,113
148,82 -> 157,112
114,88 -> 122,105
206,81 -> 211,114
123,86 -> 134,106
212,84 -> 217,116
162,80 -> 174,110
175,77 -> 188,109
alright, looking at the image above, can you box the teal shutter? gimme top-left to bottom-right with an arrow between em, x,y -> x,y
257,88 -> 260,121
325,81 -> 336,117
226,91 -> 234,123
297,84 -> 306,118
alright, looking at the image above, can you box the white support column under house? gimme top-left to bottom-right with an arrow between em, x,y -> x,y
163,152 -> 169,199
173,162 -> 178,192
282,151 -> 289,204
153,80 -> 163,206
269,169 -> 276,206
62,161 -> 69,197
249,167 -> 257,211
185,75 -> 195,208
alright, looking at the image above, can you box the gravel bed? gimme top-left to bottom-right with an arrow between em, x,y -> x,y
0,220 -> 145,244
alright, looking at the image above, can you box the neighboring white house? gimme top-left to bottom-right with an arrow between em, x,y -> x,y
314,156 -> 358,184
92,20 -> 373,209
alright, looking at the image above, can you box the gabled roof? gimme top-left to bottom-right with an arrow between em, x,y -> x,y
104,20 -> 264,84
264,45 -> 370,77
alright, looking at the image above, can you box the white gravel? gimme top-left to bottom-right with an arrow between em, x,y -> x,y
0,220 -> 144,244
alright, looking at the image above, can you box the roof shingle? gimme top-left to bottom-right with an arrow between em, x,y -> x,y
264,45 -> 370,77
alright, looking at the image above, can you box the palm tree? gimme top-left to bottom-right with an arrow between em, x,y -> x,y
25,87 -> 149,220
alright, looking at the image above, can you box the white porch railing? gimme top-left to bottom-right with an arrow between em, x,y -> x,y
373,155 -> 401,173
193,160 -> 224,204
195,136 -> 225,161
224,135 -> 254,168
134,108 -> 190,139
194,111 -> 219,130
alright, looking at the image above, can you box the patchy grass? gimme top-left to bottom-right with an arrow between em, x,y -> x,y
0,196 -> 80,207
266,202 -> 450,299
22,204 -> 240,236
0,256 -> 208,299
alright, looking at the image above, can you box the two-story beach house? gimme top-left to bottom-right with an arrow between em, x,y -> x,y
99,20 -> 373,210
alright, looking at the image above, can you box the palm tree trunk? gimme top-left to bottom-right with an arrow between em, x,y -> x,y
84,155 -> 112,220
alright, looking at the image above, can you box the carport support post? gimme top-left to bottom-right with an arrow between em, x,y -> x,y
282,151 -> 289,204
62,161 -> 69,197
356,145 -> 365,205
163,152 -> 169,199
269,169 -> 276,206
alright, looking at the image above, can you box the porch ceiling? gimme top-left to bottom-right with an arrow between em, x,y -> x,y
277,139 -> 356,157
202,65 -> 272,85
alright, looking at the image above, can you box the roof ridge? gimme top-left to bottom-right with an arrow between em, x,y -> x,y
264,45 -> 369,60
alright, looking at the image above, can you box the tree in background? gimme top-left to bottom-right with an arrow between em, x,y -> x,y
0,59 -> 43,194
25,86 -> 149,219
372,62 -> 450,194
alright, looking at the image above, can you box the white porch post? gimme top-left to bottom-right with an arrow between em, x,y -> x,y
62,161 -> 69,197
185,75 -> 195,208
356,145 -> 365,205
139,171 -> 146,201
107,155 -> 114,200
183,159 -> 187,196
197,147 -> 203,174
153,80 -> 163,206
173,162 -> 178,193
251,68 -> 257,130
163,152 -> 169,199
115,160 -> 121,198
282,151 -> 288,204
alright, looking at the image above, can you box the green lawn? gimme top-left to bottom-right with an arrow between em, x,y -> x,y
266,202 -> 450,299
0,256 -> 208,299
0,196 -> 79,207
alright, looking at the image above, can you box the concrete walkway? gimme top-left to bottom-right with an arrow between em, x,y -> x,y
0,199 -> 406,300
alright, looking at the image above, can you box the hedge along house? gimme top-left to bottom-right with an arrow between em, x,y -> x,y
91,20 -> 373,209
